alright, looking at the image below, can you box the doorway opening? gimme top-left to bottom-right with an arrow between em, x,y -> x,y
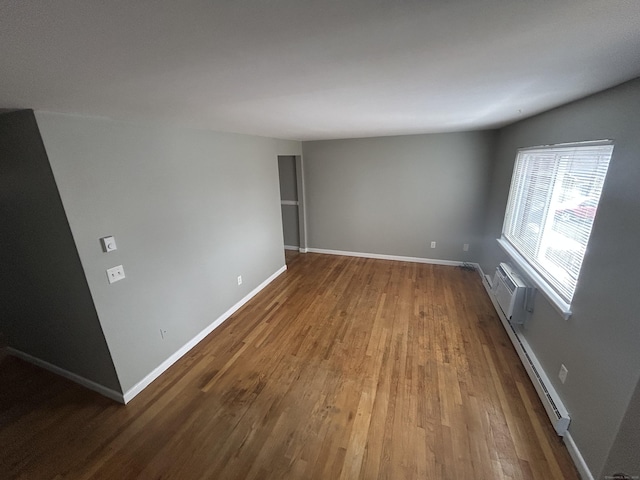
277,155 -> 306,262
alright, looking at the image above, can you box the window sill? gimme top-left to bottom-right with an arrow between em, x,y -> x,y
497,237 -> 572,320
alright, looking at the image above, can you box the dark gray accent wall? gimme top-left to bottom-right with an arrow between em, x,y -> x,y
0,110 -> 121,392
479,78 -> 640,478
35,112 -> 301,393
302,132 -> 496,261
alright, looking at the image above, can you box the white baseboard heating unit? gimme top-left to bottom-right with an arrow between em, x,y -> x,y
486,263 -> 571,436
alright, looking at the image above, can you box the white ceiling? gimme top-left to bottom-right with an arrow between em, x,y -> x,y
1,1 -> 640,141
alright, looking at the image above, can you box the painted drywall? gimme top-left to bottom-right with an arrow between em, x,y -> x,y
302,132 -> 496,261
281,205 -> 300,247
0,110 -> 120,392
294,156 -> 308,251
278,155 -> 298,201
479,78 -> 640,478
35,112 -> 301,392
278,155 -> 300,247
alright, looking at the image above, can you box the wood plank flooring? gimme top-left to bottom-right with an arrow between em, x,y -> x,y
0,252 -> 579,479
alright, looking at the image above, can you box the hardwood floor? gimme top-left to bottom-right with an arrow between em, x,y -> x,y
0,253 -> 579,479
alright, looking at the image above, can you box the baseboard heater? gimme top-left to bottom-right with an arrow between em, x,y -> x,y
483,267 -> 571,436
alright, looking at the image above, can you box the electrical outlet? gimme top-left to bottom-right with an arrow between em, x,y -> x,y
106,265 -> 125,284
430,241 -> 436,248
160,328 -> 167,340
237,275 -> 243,285
463,243 -> 469,252
559,364 -> 568,384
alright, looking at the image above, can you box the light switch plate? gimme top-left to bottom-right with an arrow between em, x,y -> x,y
107,265 -> 125,284
100,236 -> 117,253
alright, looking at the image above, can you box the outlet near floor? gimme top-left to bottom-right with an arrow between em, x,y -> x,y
106,265 -> 125,284
559,364 -> 568,384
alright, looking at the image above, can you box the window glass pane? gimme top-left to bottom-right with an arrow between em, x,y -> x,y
502,143 -> 612,304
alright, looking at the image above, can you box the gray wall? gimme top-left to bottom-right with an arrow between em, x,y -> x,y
280,205 -> 300,247
302,132 -> 496,261
479,78 -> 640,478
278,155 -> 298,201
278,155 -> 300,247
35,112 -> 301,393
0,110 -> 120,392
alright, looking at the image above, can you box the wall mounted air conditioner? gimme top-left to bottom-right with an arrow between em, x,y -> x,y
492,263 -> 528,324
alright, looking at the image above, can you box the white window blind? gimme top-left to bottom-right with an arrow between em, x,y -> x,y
502,142 -> 613,306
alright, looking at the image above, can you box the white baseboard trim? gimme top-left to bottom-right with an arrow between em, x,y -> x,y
284,245 -> 299,251
299,247 -> 308,253
306,247 -> 471,267
564,431 -> 594,480
122,264 -> 288,403
7,347 -> 125,403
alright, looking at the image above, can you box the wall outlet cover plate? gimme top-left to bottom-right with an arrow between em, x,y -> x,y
559,364 -> 568,384
107,265 -> 125,284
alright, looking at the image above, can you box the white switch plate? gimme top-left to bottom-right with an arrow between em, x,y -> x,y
100,236 -> 117,252
463,243 -> 469,252
430,241 -> 436,248
237,275 -> 243,285
559,364 -> 568,384
107,265 -> 125,284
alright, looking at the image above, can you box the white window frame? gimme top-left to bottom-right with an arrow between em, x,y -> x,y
498,140 -> 613,320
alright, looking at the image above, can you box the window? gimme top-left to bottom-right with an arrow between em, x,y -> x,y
499,141 -> 613,317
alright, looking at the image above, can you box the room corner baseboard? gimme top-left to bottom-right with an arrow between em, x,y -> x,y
284,245 -> 299,251
7,348 -> 125,403
122,264 -> 288,403
299,247 -> 308,253
563,431 -> 594,480
306,247 -> 473,268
